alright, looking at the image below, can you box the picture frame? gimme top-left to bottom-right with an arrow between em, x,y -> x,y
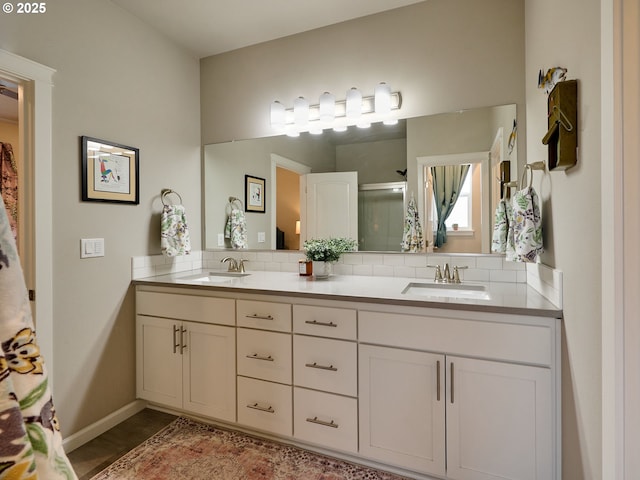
245,174 -> 266,213
81,136 -> 139,204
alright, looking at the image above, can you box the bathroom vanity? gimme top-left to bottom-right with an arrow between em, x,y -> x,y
134,271 -> 561,480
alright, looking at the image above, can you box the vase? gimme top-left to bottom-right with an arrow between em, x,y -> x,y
312,261 -> 332,279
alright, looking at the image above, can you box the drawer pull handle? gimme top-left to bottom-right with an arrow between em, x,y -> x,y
305,362 -> 337,372
306,416 -> 339,429
246,353 -> 274,362
246,314 -> 274,321
247,403 -> 275,414
305,320 -> 337,327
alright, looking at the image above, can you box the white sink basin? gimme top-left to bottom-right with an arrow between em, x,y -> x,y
185,272 -> 251,283
402,282 -> 490,300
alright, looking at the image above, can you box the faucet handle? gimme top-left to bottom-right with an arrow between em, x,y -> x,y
238,259 -> 247,273
427,264 -> 443,282
452,265 -> 468,284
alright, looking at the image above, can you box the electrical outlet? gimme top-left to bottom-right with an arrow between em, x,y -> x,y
217,233 -> 224,246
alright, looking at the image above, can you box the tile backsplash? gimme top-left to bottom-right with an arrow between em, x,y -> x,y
131,250 -> 527,283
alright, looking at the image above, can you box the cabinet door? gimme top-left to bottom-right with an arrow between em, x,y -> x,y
183,322 -> 236,422
136,315 -> 182,409
446,356 -> 552,480
359,345 -> 445,476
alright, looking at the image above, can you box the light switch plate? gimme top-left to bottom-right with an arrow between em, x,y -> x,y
217,233 -> 224,246
257,232 -> 266,243
81,238 -> 105,258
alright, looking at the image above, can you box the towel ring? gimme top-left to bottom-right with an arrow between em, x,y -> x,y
161,189 -> 183,206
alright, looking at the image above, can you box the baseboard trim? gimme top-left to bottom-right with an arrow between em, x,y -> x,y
63,399 -> 148,453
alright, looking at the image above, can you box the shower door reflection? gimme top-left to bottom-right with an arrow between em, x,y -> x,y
358,182 -> 406,252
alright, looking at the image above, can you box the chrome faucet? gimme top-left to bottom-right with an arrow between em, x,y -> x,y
221,257 -> 247,273
427,263 -> 468,283
221,257 -> 238,272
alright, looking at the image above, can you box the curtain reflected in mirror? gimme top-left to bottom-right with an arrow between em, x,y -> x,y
431,164 -> 470,247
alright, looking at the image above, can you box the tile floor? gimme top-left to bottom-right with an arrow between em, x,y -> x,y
67,408 -> 177,480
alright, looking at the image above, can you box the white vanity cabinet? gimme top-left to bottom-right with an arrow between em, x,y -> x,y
358,309 -> 558,480
135,290 -> 236,422
134,281 -> 560,480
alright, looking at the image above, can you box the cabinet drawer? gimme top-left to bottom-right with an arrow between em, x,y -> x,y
294,387 -> 358,453
237,376 -> 292,437
136,291 -> 235,326
237,300 -> 291,332
359,310 -> 553,366
237,328 -> 291,384
293,336 -> 357,397
293,305 -> 356,340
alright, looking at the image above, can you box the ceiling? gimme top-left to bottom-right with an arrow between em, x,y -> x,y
0,1 -> 424,125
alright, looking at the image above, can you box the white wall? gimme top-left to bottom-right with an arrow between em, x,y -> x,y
0,0 -> 201,435
525,0 -> 602,478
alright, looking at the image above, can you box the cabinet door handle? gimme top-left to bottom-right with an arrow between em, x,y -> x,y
246,353 -> 274,362
306,416 -> 339,428
180,327 -> 187,354
305,320 -> 337,327
173,325 -> 180,354
247,403 -> 275,413
436,360 -> 441,401
305,362 -> 337,372
450,362 -> 455,404
246,314 -> 274,321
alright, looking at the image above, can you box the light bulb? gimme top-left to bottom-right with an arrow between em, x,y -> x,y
294,96 -> 309,127
374,82 -> 392,115
319,92 -> 335,123
270,101 -> 285,130
346,87 -> 362,120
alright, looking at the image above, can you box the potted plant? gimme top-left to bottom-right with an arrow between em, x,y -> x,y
303,237 -> 358,278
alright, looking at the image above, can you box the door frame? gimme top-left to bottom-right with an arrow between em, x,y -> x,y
0,49 -> 55,381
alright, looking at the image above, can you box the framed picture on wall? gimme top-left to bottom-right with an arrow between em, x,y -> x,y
245,174 -> 265,213
81,136 -> 139,204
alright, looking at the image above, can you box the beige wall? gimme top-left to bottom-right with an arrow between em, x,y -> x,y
200,0 -> 526,146
525,0 -> 602,478
0,0 -> 201,435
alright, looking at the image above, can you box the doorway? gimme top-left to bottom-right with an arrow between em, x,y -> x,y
0,48 -> 55,374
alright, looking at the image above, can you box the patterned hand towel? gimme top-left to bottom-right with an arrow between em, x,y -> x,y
508,187 -> 543,262
491,198 -> 512,253
161,204 -> 192,257
401,194 -> 424,252
224,204 -> 248,249
0,195 -> 77,479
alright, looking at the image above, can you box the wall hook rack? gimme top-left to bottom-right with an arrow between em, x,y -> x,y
542,79 -> 578,170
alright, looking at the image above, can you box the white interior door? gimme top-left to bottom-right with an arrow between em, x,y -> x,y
302,171 -> 358,241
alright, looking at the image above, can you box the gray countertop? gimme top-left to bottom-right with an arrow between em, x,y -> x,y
133,270 -> 563,319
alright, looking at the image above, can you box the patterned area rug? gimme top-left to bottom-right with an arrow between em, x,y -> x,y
91,417 -> 409,479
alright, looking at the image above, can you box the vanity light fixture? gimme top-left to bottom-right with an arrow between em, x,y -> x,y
270,84 -> 401,134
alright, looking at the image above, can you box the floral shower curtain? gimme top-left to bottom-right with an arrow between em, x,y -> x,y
0,194 -> 77,478
0,142 -> 18,244
431,164 -> 470,248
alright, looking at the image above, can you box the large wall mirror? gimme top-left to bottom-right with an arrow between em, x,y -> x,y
204,104 -> 517,254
